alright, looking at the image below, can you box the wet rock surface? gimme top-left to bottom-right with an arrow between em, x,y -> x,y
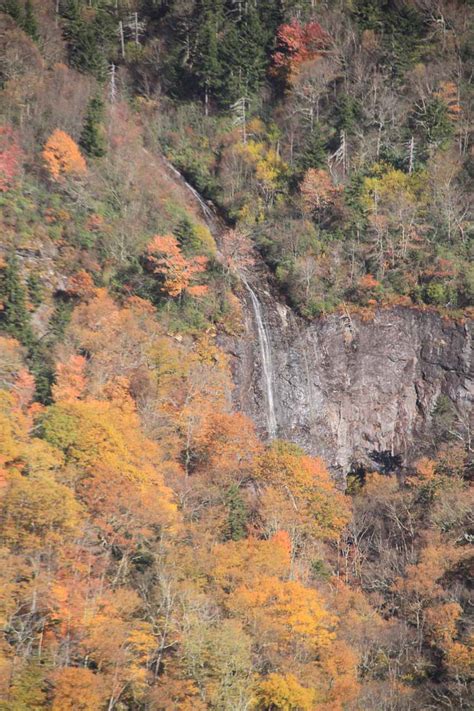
225,284 -> 473,478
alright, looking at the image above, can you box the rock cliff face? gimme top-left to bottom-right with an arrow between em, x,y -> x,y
227,274 -> 473,478
168,161 -> 473,478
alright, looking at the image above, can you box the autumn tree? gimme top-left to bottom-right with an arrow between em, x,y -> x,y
51,667 -> 107,711
0,125 -> 23,191
256,673 -> 315,711
255,441 -> 351,544
300,168 -> 342,219
228,575 -> 336,664
51,354 -> 87,403
146,234 -> 208,298
272,19 -> 331,86
42,129 -> 87,181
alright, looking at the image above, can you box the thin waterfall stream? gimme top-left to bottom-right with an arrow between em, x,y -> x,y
161,155 -> 473,473
241,277 -> 278,439
163,156 -> 279,439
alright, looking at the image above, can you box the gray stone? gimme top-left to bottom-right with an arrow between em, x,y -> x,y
224,279 -> 473,479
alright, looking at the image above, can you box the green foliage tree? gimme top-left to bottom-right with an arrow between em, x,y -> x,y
413,97 -> 454,150
175,216 -> 203,255
60,0 -> 116,81
219,5 -> 267,105
2,0 -> 23,25
0,253 -> 33,347
224,483 -> 248,541
297,126 -> 327,172
193,0 -> 224,110
23,0 -> 38,41
2,0 -> 38,40
80,94 -> 106,157
5,663 -> 48,711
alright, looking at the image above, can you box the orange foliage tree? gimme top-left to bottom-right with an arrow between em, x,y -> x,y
51,667 -> 107,711
146,234 -> 208,298
0,126 -> 23,192
43,129 -> 87,181
52,354 -> 87,403
300,168 -> 342,216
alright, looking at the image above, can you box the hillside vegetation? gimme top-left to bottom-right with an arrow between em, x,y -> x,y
0,1 -> 472,709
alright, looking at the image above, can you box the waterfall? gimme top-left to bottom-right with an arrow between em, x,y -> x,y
163,157 -> 215,223
241,277 -> 278,439
163,156 -> 278,438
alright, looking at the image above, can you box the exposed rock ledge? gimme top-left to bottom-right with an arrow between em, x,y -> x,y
225,299 -> 473,478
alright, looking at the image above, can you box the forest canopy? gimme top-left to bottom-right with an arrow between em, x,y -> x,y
0,1 -> 472,709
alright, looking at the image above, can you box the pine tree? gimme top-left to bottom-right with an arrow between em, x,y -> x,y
2,0 -> 23,24
23,0 -> 39,41
256,0 -> 284,52
225,484 -> 248,541
336,94 -> 361,135
80,95 -> 106,157
298,126 -> 327,172
60,0 -> 115,81
175,217 -> 202,255
0,252 -> 34,346
219,6 -> 267,106
193,0 -> 224,111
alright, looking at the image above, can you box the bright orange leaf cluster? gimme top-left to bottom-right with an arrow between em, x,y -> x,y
146,234 -> 208,298
300,168 -> 342,214
43,129 -> 87,181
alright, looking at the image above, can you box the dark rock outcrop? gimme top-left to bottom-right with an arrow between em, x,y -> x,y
227,284 -> 473,477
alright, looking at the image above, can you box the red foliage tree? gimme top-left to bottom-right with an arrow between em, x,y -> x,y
0,126 -> 23,192
272,20 -> 331,85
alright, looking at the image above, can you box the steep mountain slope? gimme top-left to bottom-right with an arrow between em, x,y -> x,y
170,168 -> 473,477
0,2 -> 472,710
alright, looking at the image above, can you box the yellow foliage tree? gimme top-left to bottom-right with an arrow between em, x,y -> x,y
255,441 -> 351,541
38,397 -> 179,557
210,531 -> 291,592
229,575 -> 336,656
256,673 -> 316,711
51,667 -> 107,711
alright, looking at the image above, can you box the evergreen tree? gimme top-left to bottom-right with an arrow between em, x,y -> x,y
352,0 -> 385,30
60,0 -> 115,81
413,97 -> 454,150
297,126 -> 327,172
3,0 -> 39,41
2,0 -> 23,23
219,6 -> 267,106
193,0 -> 224,109
335,94 -> 362,135
175,217 -> 202,255
23,0 -> 39,41
224,484 -> 248,541
28,341 -> 54,404
257,0 -> 284,52
80,94 -> 106,157
0,253 -> 34,347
